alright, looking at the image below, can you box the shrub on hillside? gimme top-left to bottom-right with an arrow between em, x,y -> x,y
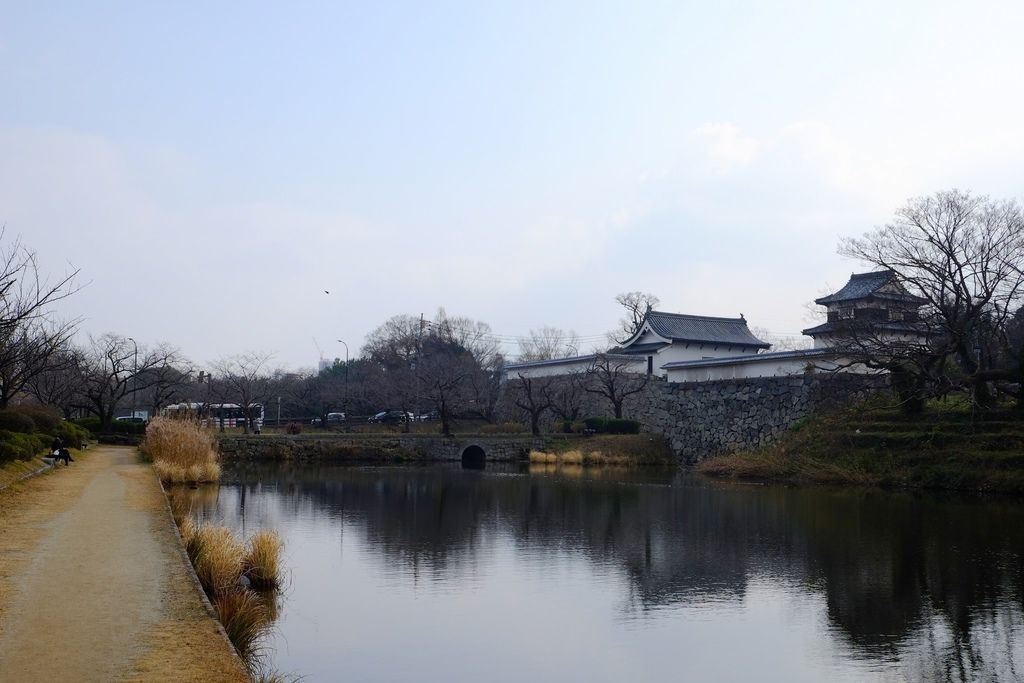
72,416 -> 102,433
606,418 -> 641,434
583,417 -> 608,433
52,421 -> 90,449
12,405 -> 60,433
110,420 -> 147,435
0,410 -> 37,434
479,422 -> 525,434
0,430 -> 48,462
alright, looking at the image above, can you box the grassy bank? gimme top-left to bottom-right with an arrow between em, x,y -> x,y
698,400 -> 1024,493
168,488 -> 284,673
531,434 -> 674,467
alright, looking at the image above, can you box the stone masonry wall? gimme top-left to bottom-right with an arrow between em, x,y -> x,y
499,373 -> 886,464
217,433 -> 546,463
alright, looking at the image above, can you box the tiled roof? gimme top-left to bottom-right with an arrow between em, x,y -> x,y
801,320 -> 926,337
617,341 -> 670,355
642,311 -> 770,348
815,270 -> 926,305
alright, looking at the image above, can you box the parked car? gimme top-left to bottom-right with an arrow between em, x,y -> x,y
368,410 -> 411,424
115,416 -> 147,424
310,412 -> 346,425
416,410 -> 440,422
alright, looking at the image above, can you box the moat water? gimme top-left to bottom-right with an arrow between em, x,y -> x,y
182,462 -> 1024,682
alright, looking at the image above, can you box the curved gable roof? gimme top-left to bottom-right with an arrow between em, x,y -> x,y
815,270 -> 926,305
637,311 -> 770,349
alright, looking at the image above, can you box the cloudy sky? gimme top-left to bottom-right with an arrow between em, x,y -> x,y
3,0 -> 1023,369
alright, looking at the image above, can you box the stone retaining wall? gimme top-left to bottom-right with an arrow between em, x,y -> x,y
217,433 -> 547,463
499,373 -> 886,464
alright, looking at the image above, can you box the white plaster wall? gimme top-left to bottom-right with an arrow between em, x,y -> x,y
653,343 -> 761,376
506,356 -> 644,379
665,357 -> 852,383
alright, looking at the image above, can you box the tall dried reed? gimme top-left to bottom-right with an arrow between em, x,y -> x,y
144,417 -> 221,483
213,588 -> 272,661
243,530 -> 285,590
192,523 -> 245,595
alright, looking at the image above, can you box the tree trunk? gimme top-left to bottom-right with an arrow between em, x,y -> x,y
530,412 -> 541,436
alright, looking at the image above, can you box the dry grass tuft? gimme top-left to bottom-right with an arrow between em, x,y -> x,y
142,417 -> 218,467
178,515 -> 197,547
529,450 -> 557,463
145,416 -> 222,483
192,524 -> 245,595
213,588 -> 271,661
559,449 -> 584,464
243,530 -> 284,590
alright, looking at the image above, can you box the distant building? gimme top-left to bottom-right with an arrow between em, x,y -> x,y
506,271 -> 925,385
505,310 -> 769,380
801,270 -> 927,349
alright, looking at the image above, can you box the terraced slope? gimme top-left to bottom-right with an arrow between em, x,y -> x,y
698,407 -> 1024,492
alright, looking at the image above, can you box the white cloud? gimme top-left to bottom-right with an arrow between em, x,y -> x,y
690,122 -> 761,174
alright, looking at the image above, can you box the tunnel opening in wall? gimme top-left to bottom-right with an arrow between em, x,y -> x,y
461,445 -> 486,470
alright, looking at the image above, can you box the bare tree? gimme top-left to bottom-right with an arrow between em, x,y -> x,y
841,189 -> 1024,406
517,326 -> 580,361
137,351 -> 193,418
0,320 -> 76,407
613,292 -> 660,343
550,370 -> 586,422
25,346 -> 86,418
416,335 -> 477,437
431,308 -> 501,369
512,373 -> 554,435
0,233 -> 80,407
584,354 -> 650,418
0,231 -> 80,336
211,352 -> 274,434
78,335 -> 181,430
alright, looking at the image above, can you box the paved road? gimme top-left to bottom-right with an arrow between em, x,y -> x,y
0,446 -> 246,682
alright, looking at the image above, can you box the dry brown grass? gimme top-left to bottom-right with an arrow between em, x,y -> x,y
142,417 -> 218,467
145,417 -> 221,483
243,530 -> 284,590
191,524 -> 244,595
177,516 -> 196,548
529,450 -> 558,464
213,588 -> 271,662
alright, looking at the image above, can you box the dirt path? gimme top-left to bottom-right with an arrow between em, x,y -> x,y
0,446 -> 247,682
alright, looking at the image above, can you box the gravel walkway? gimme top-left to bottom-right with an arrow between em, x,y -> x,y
0,445 -> 247,682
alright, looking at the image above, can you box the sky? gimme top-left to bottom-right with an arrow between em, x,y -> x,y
3,0 -> 1024,370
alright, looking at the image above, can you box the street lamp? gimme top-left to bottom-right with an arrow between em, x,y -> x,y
127,337 -> 138,421
336,339 -> 349,414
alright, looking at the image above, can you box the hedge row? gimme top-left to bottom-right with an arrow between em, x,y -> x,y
0,406 -> 91,463
556,417 -> 643,435
71,417 -> 147,435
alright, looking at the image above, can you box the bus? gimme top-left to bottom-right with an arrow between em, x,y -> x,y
162,402 -> 264,430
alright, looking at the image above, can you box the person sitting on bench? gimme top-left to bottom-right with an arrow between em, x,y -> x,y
54,447 -> 73,465
50,436 -> 74,465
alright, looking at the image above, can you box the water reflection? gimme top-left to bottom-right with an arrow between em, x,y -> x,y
182,463 -> 1024,682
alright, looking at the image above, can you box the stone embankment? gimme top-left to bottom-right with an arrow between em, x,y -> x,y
499,373 -> 886,463
218,433 -> 547,462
